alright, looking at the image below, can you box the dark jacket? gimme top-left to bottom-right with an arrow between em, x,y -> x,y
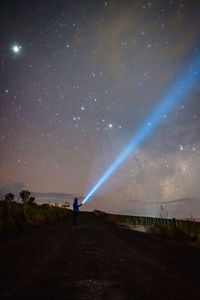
73,201 -> 82,213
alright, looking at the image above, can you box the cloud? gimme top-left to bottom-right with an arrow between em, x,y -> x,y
32,192 -> 77,204
157,197 -> 200,205
86,0 -> 200,82
0,185 -> 80,205
0,182 -> 25,199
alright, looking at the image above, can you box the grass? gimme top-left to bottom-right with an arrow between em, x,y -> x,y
0,201 -> 70,231
94,210 -> 200,243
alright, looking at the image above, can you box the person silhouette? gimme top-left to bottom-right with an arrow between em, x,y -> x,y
73,197 -> 82,225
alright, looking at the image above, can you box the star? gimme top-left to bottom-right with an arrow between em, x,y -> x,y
12,45 -> 21,53
1,0 -> 199,219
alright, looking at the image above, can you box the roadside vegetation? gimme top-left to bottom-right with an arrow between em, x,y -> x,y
0,190 -> 70,231
94,209 -> 200,243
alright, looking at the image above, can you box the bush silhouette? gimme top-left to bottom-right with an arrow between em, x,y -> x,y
5,193 -> 15,202
20,190 -> 31,203
29,197 -> 35,204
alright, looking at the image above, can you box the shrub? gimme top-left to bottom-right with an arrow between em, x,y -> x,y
20,190 -> 31,203
5,193 -> 15,202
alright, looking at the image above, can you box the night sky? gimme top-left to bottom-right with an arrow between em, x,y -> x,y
1,0 -> 200,217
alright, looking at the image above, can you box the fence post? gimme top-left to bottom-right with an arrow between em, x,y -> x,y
195,221 -> 198,241
172,218 -> 176,232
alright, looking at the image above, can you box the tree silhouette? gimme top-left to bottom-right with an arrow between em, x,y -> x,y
29,197 -> 35,204
20,190 -> 30,203
5,193 -> 15,202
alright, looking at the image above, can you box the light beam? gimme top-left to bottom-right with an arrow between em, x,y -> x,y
83,55 -> 200,204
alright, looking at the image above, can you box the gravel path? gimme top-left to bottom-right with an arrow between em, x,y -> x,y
0,211 -> 200,299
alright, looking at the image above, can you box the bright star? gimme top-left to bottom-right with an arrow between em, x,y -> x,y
12,45 -> 21,53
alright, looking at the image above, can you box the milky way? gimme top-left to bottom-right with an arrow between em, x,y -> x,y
1,0 -> 200,217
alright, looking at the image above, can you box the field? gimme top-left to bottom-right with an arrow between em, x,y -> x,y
0,200 -> 69,231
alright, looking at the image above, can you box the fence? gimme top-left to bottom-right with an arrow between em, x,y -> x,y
95,211 -> 200,242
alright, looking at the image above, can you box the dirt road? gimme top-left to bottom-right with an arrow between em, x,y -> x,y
0,212 -> 200,299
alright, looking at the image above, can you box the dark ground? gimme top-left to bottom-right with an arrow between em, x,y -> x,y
0,211 -> 200,300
